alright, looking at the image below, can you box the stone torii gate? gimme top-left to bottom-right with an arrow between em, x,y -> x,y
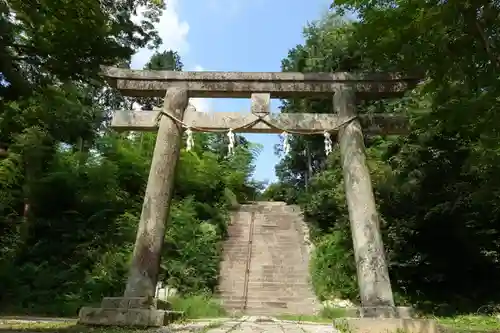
78,68 -> 434,331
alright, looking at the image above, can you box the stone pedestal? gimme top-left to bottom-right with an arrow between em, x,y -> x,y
334,318 -> 439,333
78,297 -> 183,327
342,306 -> 414,318
336,306 -> 438,333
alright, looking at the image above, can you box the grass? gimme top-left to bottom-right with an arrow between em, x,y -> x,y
0,321 -> 150,333
436,314 -> 500,332
168,294 -> 227,319
276,310 -> 500,333
276,307 -> 347,323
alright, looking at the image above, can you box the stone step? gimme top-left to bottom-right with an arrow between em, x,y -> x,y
218,203 -> 317,316
248,240 -> 305,244
252,265 -> 309,270
221,300 -> 312,311
221,251 -> 249,255
221,256 -> 249,260
222,253 -> 249,257
225,247 -> 304,252
248,271 -> 310,275
223,243 -> 250,247
218,283 -> 245,288
222,244 -> 251,249
218,284 -> 246,289
247,277 -> 311,282
246,282 -> 312,288
247,243 -> 306,248
249,268 -> 310,274
225,234 -> 250,238
222,301 -> 318,314
219,288 -> 314,295
243,308 -> 315,315
222,250 -> 250,254
220,295 -> 317,303
248,267 -> 309,273
221,299 -> 245,307
253,241 -> 306,245
246,279 -> 311,285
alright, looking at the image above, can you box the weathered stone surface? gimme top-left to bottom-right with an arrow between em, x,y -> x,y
100,66 -> 420,98
123,87 -> 189,298
335,84 -> 396,308
78,306 -> 179,327
170,318 -> 336,333
218,202 -> 318,316
334,318 -> 438,333
342,306 -> 414,318
360,306 -> 413,318
101,297 -> 162,309
111,108 -> 409,135
251,93 -> 270,115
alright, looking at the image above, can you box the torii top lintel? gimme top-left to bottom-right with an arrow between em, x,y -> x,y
100,66 -> 421,99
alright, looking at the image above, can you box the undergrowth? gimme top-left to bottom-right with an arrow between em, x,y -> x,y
168,294 -> 227,319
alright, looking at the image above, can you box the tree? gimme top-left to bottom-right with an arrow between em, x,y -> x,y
271,6 -> 500,314
0,1 -> 264,316
138,50 -> 184,110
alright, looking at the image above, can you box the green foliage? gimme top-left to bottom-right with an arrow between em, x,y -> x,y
163,198 -> 225,294
310,231 -> 357,302
437,315 -> 500,332
274,6 -> 500,315
168,294 -> 227,319
0,7 -> 262,316
259,182 -> 298,204
0,130 -> 260,315
319,307 -> 348,320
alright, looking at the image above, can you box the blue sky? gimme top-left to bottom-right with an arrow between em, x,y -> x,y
131,0 -> 331,184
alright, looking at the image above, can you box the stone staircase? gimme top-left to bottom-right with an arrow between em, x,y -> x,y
218,201 -> 318,316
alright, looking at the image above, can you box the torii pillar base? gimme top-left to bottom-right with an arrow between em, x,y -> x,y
78,297 -> 184,327
334,317 -> 438,333
334,306 -> 438,333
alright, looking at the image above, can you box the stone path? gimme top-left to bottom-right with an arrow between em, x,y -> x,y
0,315 -> 338,333
168,316 -> 338,333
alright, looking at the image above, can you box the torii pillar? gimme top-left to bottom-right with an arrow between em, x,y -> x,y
78,87 -> 189,327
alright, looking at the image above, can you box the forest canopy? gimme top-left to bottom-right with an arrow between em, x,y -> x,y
263,1 -> 500,314
0,0 -> 262,315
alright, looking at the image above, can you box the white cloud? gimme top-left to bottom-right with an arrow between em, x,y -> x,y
130,0 -> 189,69
128,1 -> 211,113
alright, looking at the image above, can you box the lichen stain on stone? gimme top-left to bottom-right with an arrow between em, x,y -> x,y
132,197 -> 159,285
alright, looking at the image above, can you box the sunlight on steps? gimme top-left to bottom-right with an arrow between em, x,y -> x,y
217,201 -> 319,316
